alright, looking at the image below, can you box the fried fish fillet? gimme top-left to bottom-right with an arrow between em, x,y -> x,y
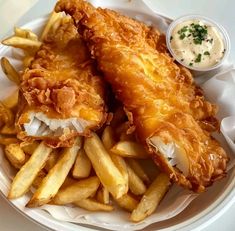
56,0 -> 228,191
17,16 -> 107,147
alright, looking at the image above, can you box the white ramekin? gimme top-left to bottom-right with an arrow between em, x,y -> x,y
166,14 -> 231,73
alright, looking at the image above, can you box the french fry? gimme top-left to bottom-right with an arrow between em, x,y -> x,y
2,89 -> 19,109
97,186 -> 110,204
0,136 -> 19,145
14,27 -> 38,41
8,142 -> 52,199
20,141 -> 39,155
111,141 -> 149,159
109,153 -> 129,190
84,133 -> 127,199
1,57 -> 20,85
5,143 -> 26,169
26,137 -> 82,207
74,198 -> 114,212
1,36 -> 41,51
60,177 -> 77,189
44,149 -> 60,172
0,124 -> 17,135
130,173 -> 170,222
0,101 -> 14,125
40,11 -> 62,40
72,149 -> 92,179
32,170 -> 47,189
102,126 -> 116,150
53,176 -> 100,205
114,193 -> 139,212
23,55 -> 34,68
126,162 -> 146,195
102,127 -> 129,192
137,158 -> 160,182
126,159 -> 150,184
51,17 -> 63,34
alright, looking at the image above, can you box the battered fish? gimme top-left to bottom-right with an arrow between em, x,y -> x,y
56,0 -> 228,191
17,16 -> 107,147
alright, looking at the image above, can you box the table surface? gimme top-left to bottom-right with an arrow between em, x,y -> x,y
0,0 -> 235,230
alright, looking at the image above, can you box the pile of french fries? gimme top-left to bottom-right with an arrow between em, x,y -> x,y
0,11 -> 171,223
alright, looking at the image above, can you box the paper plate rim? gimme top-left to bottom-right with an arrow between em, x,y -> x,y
1,5 -> 235,231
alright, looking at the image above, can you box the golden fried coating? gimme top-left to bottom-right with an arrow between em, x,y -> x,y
17,17 -> 107,147
56,0 -> 228,191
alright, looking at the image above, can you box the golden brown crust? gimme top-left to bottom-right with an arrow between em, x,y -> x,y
56,0 -> 229,191
17,17 -> 107,147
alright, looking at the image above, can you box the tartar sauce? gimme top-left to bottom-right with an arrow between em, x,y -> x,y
170,20 -> 225,68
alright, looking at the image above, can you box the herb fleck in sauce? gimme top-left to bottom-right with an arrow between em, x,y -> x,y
170,20 -> 225,68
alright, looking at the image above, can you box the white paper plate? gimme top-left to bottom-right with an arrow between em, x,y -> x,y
0,0 -> 235,230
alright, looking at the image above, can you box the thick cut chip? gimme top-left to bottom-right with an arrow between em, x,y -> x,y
131,173 -> 170,222
84,133 -> 127,199
127,159 -> 150,184
1,57 -> 20,85
14,27 -> 38,41
96,186 -> 110,204
74,198 -> 114,211
26,137 -> 81,207
5,143 -> 26,169
8,142 -> 52,199
111,141 -> 149,159
53,176 -> 100,205
72,149 -> 92,179
126,162 -> 146,195
114,193 -> 139,212
1,36 -> 41,52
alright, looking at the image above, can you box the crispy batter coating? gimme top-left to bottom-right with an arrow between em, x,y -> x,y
56,0 -> 229,191
17,17 -> 107,147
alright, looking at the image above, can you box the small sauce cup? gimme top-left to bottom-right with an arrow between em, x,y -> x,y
166,15 -> 230,74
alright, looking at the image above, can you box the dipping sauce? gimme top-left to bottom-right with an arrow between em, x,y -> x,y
170,19 -> 225,68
